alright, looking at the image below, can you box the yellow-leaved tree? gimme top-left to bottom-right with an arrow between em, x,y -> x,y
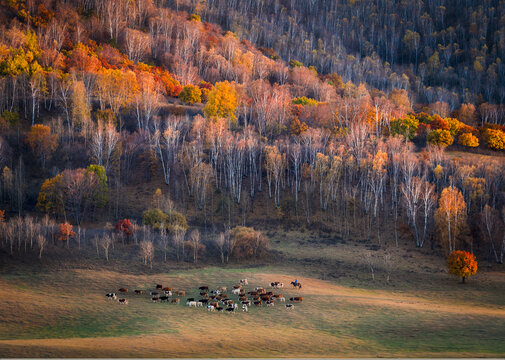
203,81 -> 238,124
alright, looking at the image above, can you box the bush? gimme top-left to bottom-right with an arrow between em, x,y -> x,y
427,129 -> 453,147
142,209 -> 188,232
484,128 -> 505,150
458,133 -> 479,147
292,96 -> 318,106
142,209 -> 168,230
231,226 -> 269,260
391,115 -> 419,140
179,84 -> 202,104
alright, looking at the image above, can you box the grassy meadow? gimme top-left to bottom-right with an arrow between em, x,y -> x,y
0,230 -> 504,357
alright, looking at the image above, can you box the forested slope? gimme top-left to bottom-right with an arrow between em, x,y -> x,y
0,0 -> 504,265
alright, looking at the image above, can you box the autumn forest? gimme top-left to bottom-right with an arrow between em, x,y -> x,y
0,0 -> 505,357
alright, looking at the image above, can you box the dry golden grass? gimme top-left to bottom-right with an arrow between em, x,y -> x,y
0,261 -> 505,357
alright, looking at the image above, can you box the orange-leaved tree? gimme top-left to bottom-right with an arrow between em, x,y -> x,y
26,124 -> 58,168
447,250 -> 477,283
57,222 -> 75,248
435,186 -> 467,253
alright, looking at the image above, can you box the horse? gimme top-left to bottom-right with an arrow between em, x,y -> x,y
290,281 -> 302,289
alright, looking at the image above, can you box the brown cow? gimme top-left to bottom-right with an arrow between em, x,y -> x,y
200,292 -> 209,297
175,290 -> 185,296
289,297 -> 303,302
119,288 -> 128,293
134,290 -> 143,294
171,298 -> 180,304
199,286 -> 209,291
253,300 -> 262,306
162,287 -> 172,291
118,298 -> 128,305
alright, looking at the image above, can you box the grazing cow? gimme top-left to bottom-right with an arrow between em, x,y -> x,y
217,286 -> 227,292
233,285 -> 242,289
118,298 -> 128,304
216,307 -> 224,312
253,296 -> 260,302
247,291 -> 257,296
150,291 -> 159,296
156,284 -> 163,289
207,305 -> 215,311
253,300 -> 262,306
241,300 -> 251,306
266,300 -> 274,307
239,296 -> 248,301
209,301 -> 219,308
152,296 -> 160,302
171,298 -> 180,304
279,296 -> 286,302
239,279 -> 248,285
175,290 -> 185,296
119,288 -> 128,293
160,296 -> 169,302
228,303 -> 238,310
290,281 -> 302,289
200,292 -> 209,297
106,293 -> 117,300
186,298 -> 195,302
162,287 -> 172,291
270,282 -> 284,288
196,302 -> 203,307
242,304 -> 248,312
134,290 -> 143,294
199,299 -> 209,304
164,290 -> 172,296
255,288 -> 266,294
198,286 -> 209,291
289,297 -> 303,302
225,307 -> 235,313
266,291 -> 273,296
285,304 -> 294,310
260,295 -> 271,301
231,288 -> 241,295
186,301 -> 197,307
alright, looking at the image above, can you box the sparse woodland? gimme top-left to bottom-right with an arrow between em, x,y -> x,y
1,0 -> 505,270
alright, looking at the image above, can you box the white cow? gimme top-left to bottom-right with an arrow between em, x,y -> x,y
207,305 -> 215,311
186,301 -> 197,307
231,288 -> 241,295
242,304 -> 248,312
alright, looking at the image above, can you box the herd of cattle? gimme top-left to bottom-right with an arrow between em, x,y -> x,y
105,279 -> 303,312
